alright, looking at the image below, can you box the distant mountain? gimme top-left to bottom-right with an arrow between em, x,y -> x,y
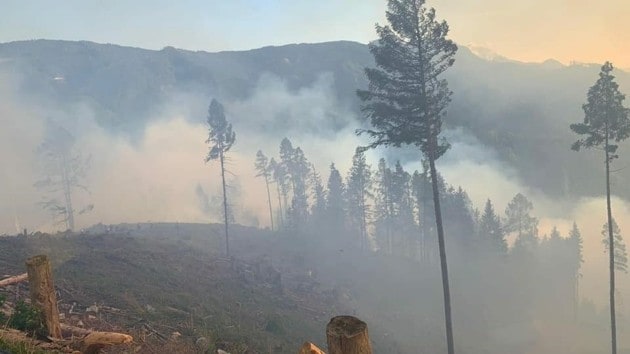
1,39 -> 629,200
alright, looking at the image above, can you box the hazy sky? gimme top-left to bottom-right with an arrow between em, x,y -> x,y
1,0 -> 629,67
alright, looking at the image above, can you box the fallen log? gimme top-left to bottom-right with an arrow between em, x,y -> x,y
299,341 -> 326,354
0,273 -> 28,287
60,324 -> 133,353
81,331 -> 133,354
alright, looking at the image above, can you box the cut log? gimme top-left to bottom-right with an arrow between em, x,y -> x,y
60,323 -> 92,336
299,341 -> 326,354
25,255 -> 62,339
326,316 -> 372,354
81,331 -> 133,354
60,324 -> 134,353
0,273 -> 28,287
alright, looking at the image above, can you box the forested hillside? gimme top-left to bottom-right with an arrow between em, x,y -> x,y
1,39 -> 629,199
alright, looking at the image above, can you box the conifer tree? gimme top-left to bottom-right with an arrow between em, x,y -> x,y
570,62 -> 630,354
347,149 -> 373,251
205,99 -> 236,256
357,0 -> 458,349
255,150 -> 274,231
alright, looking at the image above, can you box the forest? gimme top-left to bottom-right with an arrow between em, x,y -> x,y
1,0 -> 630,353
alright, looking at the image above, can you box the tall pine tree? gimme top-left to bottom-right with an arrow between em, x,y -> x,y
347,149 -> 373,252
254,150 -> 274,231
204,99 -> 236,256
357,1 -> 458,350
570,62 -> 630,354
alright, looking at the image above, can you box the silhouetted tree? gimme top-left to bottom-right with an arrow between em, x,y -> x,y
326,163 -> 346,236
357,1 -> 458,347
478,199 -> 506,254
504,193 -> 537,240
602,219 -> 628,274
287,147 -> 311,230
204,99 -> 236,256
569,222 -> 584,319
441,186 -> 475,253
347,149 -> 373,252
570,62 -> 630,354
309,164 -> 327,225
34,120 -> 93,231
255,150 -> 274,231
411,165 -> 435,262
269,157 -> 286,228
391,161 -> 415,256
374,158 -> 394,254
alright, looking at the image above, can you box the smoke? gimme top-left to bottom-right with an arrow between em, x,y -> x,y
0,70 -> 370,235
437,127 -> 630,311
4,63 -> 630,352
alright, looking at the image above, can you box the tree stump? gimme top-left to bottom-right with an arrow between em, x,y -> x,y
326,316 -> 372,354
25,255 -> 61,339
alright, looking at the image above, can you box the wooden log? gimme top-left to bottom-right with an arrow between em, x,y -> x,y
25,255 -> 62,339
81,332 -> 133,354
60,323 -> 92,336
326,316 -> 372,354
299,341 -> 326,354
60,324 -> 133,354
0,273 -> 28,287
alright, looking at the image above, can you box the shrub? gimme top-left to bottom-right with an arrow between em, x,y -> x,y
9,301 -> 44,336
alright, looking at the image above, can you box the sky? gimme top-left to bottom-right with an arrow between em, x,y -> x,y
1,0 -> 629,68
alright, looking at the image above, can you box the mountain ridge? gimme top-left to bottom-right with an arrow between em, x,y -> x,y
2,39 -> 630,201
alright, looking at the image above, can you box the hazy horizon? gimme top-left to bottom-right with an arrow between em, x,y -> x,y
2,0 -> 629,68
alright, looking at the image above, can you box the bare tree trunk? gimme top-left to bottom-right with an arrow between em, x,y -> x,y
275,182 -> 284,228
360,191 -> 368,253
61,153 -> 75,231
605,123 -> 617,354
264,174 -> 274,231
25,255 -> 61,339
326,316 -> 372,354
219,150 -> 230,256
428,146 -> 455,354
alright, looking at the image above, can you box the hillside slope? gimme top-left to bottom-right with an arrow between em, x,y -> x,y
1,39 -> 630,199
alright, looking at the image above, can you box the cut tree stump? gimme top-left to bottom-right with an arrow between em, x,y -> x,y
326,316 -> 372,354
299,341 -> 326,354
0,273 -> 28,287
25,255 -> 62,339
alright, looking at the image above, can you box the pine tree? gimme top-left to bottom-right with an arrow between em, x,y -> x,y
326,163 -> 346,236
411,165 -> 435,262
288,147 -> 311,230
391,161 -> 415,256
357,0 -> 458,349
569,222 -> 584,320
478,199 -> 506,254
346,149 -> 373,252
255,150 -> 274,231
309,164 -> 327,225
504,193 -> 537,239
602,219 -> 628,274
570,62 -> 630,354
374,158 -> 394,254
269,157 -> 286,228
204,99 -> 236,256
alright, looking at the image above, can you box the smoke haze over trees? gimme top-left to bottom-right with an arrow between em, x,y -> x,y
3,25 -> 630,354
